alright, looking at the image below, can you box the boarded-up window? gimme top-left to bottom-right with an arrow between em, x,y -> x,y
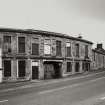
32,43 -> 39,55
3,36 -> 11,53
44,39 -> 51,55
67,62 -> 72,72
18,37 -> 25,53
4,60 -> 11,77
18,60 -> 26,77
66,42 -> 71,57
56,40 -> 62,56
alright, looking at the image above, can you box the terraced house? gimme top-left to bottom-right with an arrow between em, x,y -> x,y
91,44 -> 105,70
0,28 -> 93,82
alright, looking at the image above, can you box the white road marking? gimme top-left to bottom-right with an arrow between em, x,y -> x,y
38,76 -> 105,95
0,100 -> 8,103
39,84 -> 79,94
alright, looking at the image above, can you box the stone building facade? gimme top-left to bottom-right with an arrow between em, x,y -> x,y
91,44 -> 105,70
0,28 -> 93,82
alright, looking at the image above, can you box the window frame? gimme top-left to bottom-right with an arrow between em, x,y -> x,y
18,60 -> 26,77
18,36 -> 26,53
85,45 -> 89,58
75,43 -> 79,57
3,35 -> 12,53
66,62 -> 72,72
66,42 -> 71,57
56,40 -> 62,56
3,60 -> 11,77
31,43 -> 39,55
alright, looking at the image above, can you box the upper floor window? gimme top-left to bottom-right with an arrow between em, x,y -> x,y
44,39 -> 51,55
75,43 -> 79,57
32,43 -> 39,55
3,36 -> 11,53
85,45 -> 88,58
56,40 -> 62,56
18,37 -> 25,53
66,42 -> 71,57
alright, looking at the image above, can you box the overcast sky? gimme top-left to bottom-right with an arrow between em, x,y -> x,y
0,0 -> 105,48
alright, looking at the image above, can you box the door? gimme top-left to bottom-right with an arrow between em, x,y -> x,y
32,66 -> 39,79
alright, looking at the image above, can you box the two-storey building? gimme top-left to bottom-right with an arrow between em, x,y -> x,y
0,28 -> 93,82
91,44 -> 105,70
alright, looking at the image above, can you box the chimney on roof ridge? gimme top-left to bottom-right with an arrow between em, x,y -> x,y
78,35 -> 82,39
97,43 -> 103,49
78,33 -> 83,39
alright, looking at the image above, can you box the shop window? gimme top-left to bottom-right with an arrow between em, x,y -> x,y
56,40 -> 62,56
18,60 -> 26,77
32,43 -> 39,55
18,37 -> 25,53
4,60 -> 11,77
67,62 -> 72,72
3,36 -> 11,53
66,42 -> 71,57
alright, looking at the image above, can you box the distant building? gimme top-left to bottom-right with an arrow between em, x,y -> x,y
91,44 -> 105,70
0,28 -> 93,82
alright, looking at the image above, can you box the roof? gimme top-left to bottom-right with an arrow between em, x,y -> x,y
0,27 -> 93,44
92,49 -> 105,55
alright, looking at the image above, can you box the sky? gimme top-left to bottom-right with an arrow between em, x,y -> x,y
0,0 -> 105,48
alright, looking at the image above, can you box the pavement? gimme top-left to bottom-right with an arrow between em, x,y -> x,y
0,69 -> 104,92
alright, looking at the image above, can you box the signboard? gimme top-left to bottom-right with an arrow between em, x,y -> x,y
66,42 -> 71,47
44,45 -> 51,55
32,61 -> 39,66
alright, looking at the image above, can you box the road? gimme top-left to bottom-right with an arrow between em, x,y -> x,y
1,71 -> 105,105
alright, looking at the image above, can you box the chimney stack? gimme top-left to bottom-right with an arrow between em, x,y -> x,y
97,43 -> 103,49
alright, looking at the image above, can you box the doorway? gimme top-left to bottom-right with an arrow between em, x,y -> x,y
44,61 -> 62,79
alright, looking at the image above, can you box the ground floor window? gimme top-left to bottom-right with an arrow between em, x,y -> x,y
4,60 -> 11,77
75,62 -> 80,72
18,60 -> 26,77
82,62 -> 90,72
82,62 -> 85,71
67,62 -> 72,72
